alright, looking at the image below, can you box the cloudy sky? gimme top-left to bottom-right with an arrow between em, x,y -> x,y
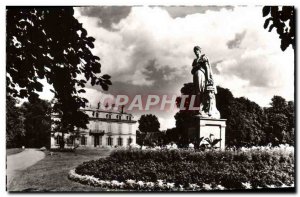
40,6 -> 294,130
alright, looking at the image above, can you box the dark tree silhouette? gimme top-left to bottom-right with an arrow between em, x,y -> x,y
263,6 -> 295,51
174,83 -> 199,146
138,114 -> 160,133
137,114 -> 161,146
163,127 -> 178,144
6,95 -> 25,148
264,96 -> 294,145
172,84 -> 294,147
21,99 -> 51,148
226,97 -> 266,147
216,86 -> 234,119
6,7 -> 112,148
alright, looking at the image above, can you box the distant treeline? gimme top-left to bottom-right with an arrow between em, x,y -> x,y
6,95 -> 51,148
7,85 -> 294,148
138,85 -> 294,148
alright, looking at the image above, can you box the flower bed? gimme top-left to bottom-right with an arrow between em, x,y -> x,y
70,145 -> 294,191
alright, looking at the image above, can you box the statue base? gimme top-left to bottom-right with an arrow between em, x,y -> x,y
189,117 -> 226,149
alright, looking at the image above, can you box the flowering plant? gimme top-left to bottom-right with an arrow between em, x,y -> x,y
71,145 -> 294,191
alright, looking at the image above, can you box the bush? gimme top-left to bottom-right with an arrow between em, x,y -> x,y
74,146 -> 294,190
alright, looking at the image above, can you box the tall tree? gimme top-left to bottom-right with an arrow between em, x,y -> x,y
137,114 -> 161,146
263,6 -> 295,51
6,95 -> 25,148
6,7 -> 111,148
21,99 -> 51,148
225,97 -> 266,147
286,101 -> 295,144
264,96 -> 294,145
163,127 -> 178,145
174,83 -> 198,146
216,86 -> 234,119
215,87 -> 266,147
138,114 -> 160,133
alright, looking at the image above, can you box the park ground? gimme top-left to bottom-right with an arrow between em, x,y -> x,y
7,148 -> 111,192
7,148 -> 25,156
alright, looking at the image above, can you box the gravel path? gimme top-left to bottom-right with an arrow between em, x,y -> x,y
7,149 -> 45,189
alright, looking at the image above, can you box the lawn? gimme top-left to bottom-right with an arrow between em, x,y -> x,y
8,148 -> 112,192
6,148 -> 24,156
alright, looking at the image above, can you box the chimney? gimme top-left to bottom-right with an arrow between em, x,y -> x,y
120,105 -> 125,113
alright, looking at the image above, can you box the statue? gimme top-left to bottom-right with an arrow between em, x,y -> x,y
191,46 -> 220,119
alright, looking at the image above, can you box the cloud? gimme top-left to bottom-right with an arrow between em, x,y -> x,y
162,6 -> 234,18
72,6 -> 294,129
227,30 -> 247,49
78,6 -> 131,30
158,117 -> 176,130
215,47 -> 294,89
82,88 -> 116,108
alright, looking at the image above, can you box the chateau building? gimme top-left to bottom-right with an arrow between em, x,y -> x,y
50,106 -> 137,148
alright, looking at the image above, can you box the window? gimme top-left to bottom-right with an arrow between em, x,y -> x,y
118,137 -> 123,146
81,136 -> 87,145
56,135 -> 62,145
107,136 -> 113,146
106,114 -> 111,119
118,115 -> 121,120
128,137 -> 133,145
92,111 -> 95,116
94,136 -> 99,147
96,113 -> 99,118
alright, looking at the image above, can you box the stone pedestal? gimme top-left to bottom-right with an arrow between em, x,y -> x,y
199,118 -> 226,149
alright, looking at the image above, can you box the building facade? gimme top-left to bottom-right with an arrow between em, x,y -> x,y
50,107 -> 137,148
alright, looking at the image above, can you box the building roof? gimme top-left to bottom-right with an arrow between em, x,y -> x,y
81,107 -> 133,116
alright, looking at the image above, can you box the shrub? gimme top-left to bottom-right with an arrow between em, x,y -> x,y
74,145 -> 294,190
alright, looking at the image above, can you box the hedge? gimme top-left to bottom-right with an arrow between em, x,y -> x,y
73,146 -> 294,190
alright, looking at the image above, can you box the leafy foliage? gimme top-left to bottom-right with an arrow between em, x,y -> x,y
174,83 -> 198,146
138,114 -> 160,133
6,95 -> 25,148
264,96 -> 294,146
225,97 -> 266,147
205,134 -> 222,149
216,87 -> 294,147
137,114 -> 161,146
75,148 -> 294,189
137,131 -> 165,147
6,7 -> 111,147
20,99 -> 51,148
262,6 -> 295,51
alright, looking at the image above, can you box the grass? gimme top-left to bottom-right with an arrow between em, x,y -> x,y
8,148 -> 112,192
6,148 -> 24,156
